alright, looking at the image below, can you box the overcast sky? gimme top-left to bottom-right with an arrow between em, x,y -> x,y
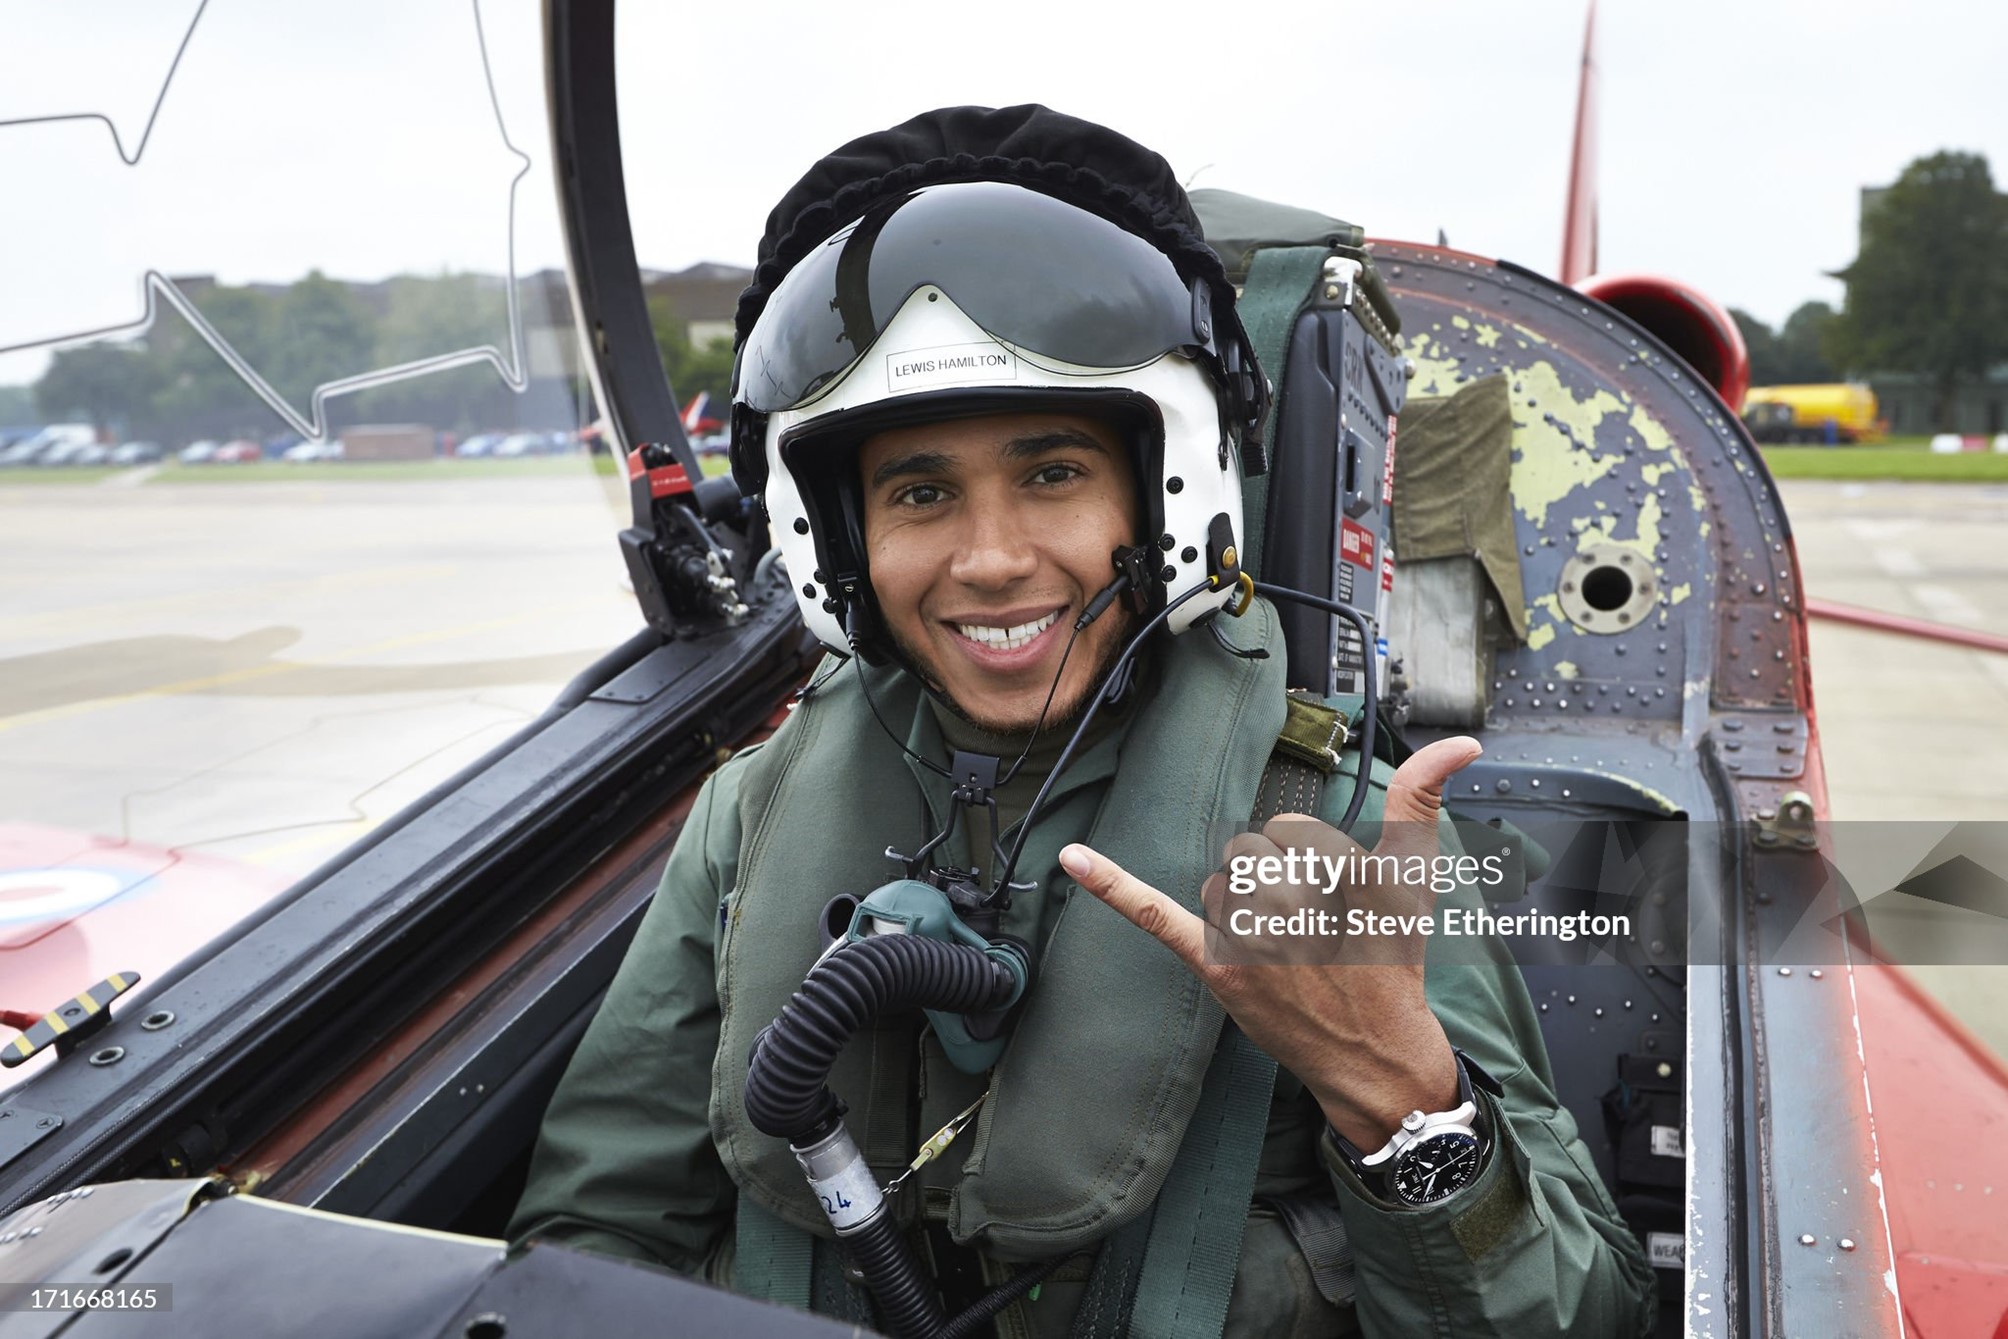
2,0 -> 2002,390
614,0 -> 2006,332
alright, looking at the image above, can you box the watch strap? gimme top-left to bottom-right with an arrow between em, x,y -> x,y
1330,1048 -> 1500,1193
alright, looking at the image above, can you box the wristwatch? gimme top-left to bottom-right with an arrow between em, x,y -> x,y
1330,1049 -> 1504,1208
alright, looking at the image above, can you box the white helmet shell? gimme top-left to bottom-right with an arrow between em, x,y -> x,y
760,287 -> 1245,656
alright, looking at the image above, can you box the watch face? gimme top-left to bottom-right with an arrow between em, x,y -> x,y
1390,1131 -> 1483,1206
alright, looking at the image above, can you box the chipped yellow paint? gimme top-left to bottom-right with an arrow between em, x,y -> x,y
1576,769 -> 1680,815
1629,403 -> 1675,453
1670,582 -> 1692,605
1555,661 -> 1580,680
1639,493 -> 1665,554
1402,331 -> 1466,398
1510,361 -> 1626,527
1512,322 -> 1549,345
1452,315 -> 1472,330
1640,462 -> 1671,486
1523,591 -> 1574,652
1574,492 -> 1664,560
1475,323 -> 1501,348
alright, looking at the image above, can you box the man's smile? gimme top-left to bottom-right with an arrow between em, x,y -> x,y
944,606 -> 1067,668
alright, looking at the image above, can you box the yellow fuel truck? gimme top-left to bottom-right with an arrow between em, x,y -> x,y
1741,383 -> 1884,443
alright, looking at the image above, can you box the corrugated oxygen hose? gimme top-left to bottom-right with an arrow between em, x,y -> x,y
744,933 -> 1018,1339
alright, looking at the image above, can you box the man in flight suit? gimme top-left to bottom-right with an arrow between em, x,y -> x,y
511,104 -> 1656,1338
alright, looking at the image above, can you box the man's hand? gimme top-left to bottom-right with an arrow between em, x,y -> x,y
1057,736 -> 1482,1151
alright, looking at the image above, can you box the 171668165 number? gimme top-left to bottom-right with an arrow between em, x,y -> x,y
9,1285 -> 171,1312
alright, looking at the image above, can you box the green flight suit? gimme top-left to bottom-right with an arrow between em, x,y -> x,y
511,604 -> 1656,1337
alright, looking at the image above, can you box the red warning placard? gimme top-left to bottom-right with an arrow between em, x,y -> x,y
1341,518 -> 1375,570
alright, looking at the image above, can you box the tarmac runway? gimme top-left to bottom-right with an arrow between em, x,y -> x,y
0,468 -> 640,878
1,470 -> 2004,1054
1782,480 -> 2008,1060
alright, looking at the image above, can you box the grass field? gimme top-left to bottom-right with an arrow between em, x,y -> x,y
1759,436 -> 2008,482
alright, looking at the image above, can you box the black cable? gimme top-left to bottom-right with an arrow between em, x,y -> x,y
1252,581 -> 1378,833
797,654 -> 847,700
842,566 -> 1132,787
994,565 -> 1137,785
995,580 -> 1214,893
998,616 -> 1086,786
849,610 -> 950,778
936,1253 -> 1071,1339
995,576 -> 1387,890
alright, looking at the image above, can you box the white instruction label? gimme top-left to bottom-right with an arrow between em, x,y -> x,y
886,341 -> 1019,394
1648,1232 -> 1685,1270
1650,1124 -> 1684,1158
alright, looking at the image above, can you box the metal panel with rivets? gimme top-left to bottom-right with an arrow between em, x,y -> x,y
1374,243 -> 1897,1338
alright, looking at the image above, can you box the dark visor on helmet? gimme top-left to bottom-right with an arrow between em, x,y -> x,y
734,181 -> 1204,413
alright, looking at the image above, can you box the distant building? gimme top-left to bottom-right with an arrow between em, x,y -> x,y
642,261 -> 751,350
1866,368 -> 2008,436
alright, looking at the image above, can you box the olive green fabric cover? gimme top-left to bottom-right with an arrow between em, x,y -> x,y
1189,188 -> 1364,279
1391,374 -> 1528,643
1190,187 -> 1399,336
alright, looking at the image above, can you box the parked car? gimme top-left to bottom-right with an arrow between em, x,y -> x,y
212,439 -> 263,464
109,441 -> 165,465
7,424 -> 97,466
37,439 -> 107,467
456,432 -> 506,458
492,432 -> 548,458
281,439 -> 345,462
178,440 -> 220,464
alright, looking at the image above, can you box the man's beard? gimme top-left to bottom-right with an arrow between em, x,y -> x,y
890,605 -> 1142,740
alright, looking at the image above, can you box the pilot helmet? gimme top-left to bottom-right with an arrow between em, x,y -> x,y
728,112 -> 1268,664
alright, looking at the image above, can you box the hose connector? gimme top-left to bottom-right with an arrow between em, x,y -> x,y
792,1124 -> 886,1236
845,879 -> 1031,1074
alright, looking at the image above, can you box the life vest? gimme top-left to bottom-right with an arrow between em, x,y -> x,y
709,599 -> 1290,1260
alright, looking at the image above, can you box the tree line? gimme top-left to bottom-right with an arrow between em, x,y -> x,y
648,293 -> 735,413
23,271 -> 547,445
1736,149 -> 2008,428
15,150 -> 2005,440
